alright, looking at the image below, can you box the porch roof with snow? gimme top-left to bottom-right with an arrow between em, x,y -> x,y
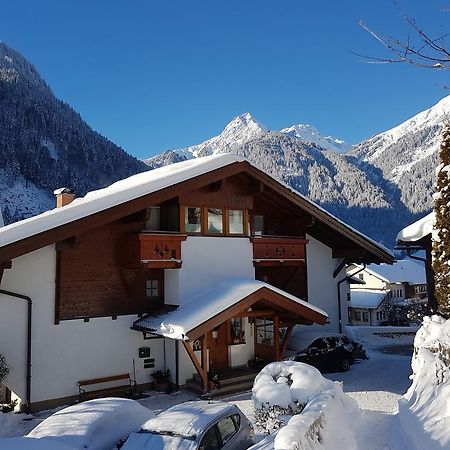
349,289 -> 387,310
396,212 -> 434,244
132,278 -> 328,340
0,154 -> 394,264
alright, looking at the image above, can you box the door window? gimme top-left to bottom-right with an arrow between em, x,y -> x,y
199,426 -> 220,450
217,416 -> 238,445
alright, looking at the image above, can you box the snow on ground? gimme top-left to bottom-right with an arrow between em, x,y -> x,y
1,339 -> 416,450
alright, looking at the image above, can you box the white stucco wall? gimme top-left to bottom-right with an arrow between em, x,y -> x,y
0,246 -> 168,405
178,236 -> 255,301
305,234 -> 349,333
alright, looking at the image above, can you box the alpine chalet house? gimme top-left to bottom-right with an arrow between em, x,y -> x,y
0,154 -> 393,411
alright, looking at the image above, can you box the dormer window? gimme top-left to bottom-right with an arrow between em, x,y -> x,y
185,207 -> 202,233
207,208 -> 223,234
228,210 -> 244,235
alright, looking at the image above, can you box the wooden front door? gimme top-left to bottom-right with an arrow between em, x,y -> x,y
208,322 -> 229,370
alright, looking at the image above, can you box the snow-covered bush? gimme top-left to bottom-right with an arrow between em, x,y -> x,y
0,354 -> 8,384
252,361 -> 334,434
251,361 -> 360,450
399,315 -> 450,450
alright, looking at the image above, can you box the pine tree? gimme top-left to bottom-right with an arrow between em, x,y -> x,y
432,124 -> 450,316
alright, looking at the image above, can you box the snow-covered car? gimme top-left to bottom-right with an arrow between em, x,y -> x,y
122,400 -> 254,450
285,331 -> 356,372
25,397 -> 155,450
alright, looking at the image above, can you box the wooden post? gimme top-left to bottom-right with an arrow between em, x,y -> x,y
201,334 -> 208,372
182,341 -> 208,391
274,316 -> 280,360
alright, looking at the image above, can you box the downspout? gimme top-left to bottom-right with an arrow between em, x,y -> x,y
337,263 -> 366,333
0,289 -> 32,413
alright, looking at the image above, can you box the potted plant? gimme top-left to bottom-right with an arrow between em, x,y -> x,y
151,369 -> 171,393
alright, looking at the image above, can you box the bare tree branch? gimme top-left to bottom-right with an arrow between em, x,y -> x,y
356,4 -> 450,70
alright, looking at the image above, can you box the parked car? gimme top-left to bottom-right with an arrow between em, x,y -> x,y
26,397 -> 154,450
122,400 -> 254,450
285,331 -> 359,372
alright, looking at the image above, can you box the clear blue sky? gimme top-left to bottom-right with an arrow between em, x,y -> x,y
1,0 -> 449,158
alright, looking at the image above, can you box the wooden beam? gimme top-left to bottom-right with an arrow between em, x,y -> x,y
332,249 -> 366,259
182,341 -> 208,392
279,324 -> 294,360
0,260 -> 12,284
333,258 -> 348,279
201,334 -> 208,371
55,237 -> 76,251
235,309 -> 277,318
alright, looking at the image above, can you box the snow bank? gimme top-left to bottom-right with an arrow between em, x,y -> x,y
0,437 -> 76,450
251,361 -> 360,450
26,398 -> 154,450
399,315 -> 450,450
344,325 -> 418,346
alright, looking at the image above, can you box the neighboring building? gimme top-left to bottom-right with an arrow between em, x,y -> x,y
396,212 -> 436,312
347,259 -> 427,326
0,154 -> 393,411
348,289 -> 388,326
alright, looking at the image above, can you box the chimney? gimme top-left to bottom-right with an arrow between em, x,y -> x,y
54,187 -> 75,208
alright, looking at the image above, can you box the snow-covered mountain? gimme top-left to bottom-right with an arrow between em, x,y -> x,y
350,96 -> 449,214
145,98 -> 449,248
280,124 -> 350,153
0,43 -> 147,224
144,113 -> 348,168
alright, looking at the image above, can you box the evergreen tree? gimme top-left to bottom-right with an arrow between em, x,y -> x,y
432,124 -> 450,316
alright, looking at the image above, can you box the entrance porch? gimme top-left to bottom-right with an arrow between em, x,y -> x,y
132,278 -> 328,393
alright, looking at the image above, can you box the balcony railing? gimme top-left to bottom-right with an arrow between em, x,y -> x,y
251,235 -> 307,266
123,233 -> 187,269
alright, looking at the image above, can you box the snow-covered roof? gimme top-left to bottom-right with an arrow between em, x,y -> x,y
348,264 -> 390,283
0,153 -> 392,264
0,154 -> 246,249
397,212 -> 434,243
367,259 -> 426,284
348,289 -> 386,309
140,401 -> 236,438
133,278 -> 328,340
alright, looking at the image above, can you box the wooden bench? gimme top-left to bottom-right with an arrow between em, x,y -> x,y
78,373 -> 137,402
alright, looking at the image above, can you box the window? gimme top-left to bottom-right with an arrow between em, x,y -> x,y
355,311 -> 362,321
199,426 -> 220,450
229,318 -> 245,345
254,215 -> 264,234
358,273 -> 364,280
228,209 -> 244,234
146,279 -> 160,298
217,416 -> 237,445
145,207 -> 160,231
185,207 -> 202,233
362,312 -> 369,322
256,318 -> 274,345
207,208 -> 223,234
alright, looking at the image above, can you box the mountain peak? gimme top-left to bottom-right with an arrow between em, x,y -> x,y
222,112 -> 268,135
0,42 -> 49,92
281,123 -> 350,153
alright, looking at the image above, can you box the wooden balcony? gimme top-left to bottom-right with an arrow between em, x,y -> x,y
123,233 -> 187,269
251,236 -> 307,267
